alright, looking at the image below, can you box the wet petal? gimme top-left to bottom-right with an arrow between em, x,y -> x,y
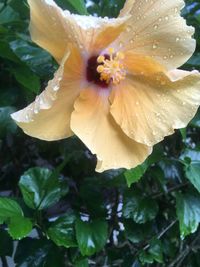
117,0 -> 195,70
71,87 -> 152,172
65,13 -> 129,53
123,51 -> 166,76
11,46 -> 84,141
28,0 -> 129,61
28,0 -> 72,62
110,70 -> 200,146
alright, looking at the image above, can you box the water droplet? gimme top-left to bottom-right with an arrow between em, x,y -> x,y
153,44 -> 158,49
154,24 -> 158,30
126,26 -> 132,32
130,39 -> 134,44
165,15 -> 169,21
53,85 -> 59,91
176,37 -> 180,42
163,56 -> 167,60
119,42 -> 123,48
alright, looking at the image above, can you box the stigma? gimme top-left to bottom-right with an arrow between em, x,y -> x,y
97,48 -> 126,86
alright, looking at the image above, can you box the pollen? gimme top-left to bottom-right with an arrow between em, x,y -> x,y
97,48 -> 126,86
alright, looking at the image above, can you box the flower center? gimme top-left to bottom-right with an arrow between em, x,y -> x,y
86,48 -> 126,88
97,48 -> 126,86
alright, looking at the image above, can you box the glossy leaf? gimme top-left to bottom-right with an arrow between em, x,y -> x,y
0,106 -> 17,138
176,192 -> 200,239
14,238 -> 64,267
47,214 -> 77,248
19,167 -> 65,210
8,216 -> 32,240
185,161 -> 200,192
124,163 -> 147,187
75,219 -> 108,256
123,190 -> 159,224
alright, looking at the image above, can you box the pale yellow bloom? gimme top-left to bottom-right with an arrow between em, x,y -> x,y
11,0 -> 200,172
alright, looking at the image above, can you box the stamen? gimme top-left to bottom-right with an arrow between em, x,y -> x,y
97,48 -> 126,86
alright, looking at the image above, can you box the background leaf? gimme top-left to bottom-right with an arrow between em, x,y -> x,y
75,219 -> 108,256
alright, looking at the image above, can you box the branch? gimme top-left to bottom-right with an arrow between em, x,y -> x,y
142,220 -> 178,251
151,182 -> 190,199
167,232 -> 200,267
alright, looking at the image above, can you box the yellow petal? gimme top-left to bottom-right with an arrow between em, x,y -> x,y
11,46 -> 84,141
117,0 -> 195,70
110,70 -> 200,146
70,87 -> 152,172
28,0 -> 70,62
28,0 -> 129,61
65,14 -> 129,53
123,51 -> 166,75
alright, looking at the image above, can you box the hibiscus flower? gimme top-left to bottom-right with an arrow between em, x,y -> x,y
11,0 -> 200,172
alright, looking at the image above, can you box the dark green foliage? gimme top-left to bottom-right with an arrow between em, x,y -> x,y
1,0 -> 200,266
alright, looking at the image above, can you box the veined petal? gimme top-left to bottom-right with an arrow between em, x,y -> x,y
110,70 -> 200,146
70,87 -> 152,172
63,13 -> 129,53
123,51 -> 166,76
11,46 -> 84,141
28,0 -> 71,62
116,0 -> 195,70
28,0 -> 129,61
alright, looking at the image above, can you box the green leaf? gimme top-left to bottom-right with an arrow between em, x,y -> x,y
14,238 -> 65,267
0,229 -> 14,257
8,216 -> 32,240
124,163 -> 147,187
124,220 -> 152,243
0,41 -> 20,62
176,192 -> 200,239
0,197 -> 23,218
190,108 -> 200,128
9,40 -> 53,77
75,219 -> 108,256
0,198 -> 32,239
19,167 -> 65,210
11,65 -> 40,93
148,239 -> 163,263
0,106 -> 17,138
123,190 -> 159,224
139,239 -> 163,264
0,6 -> 19,24
57,0 -> 88,15
185,161 -> 200,193
68,0 -> 88,14
139,251 -> 154,264
74,258 -> 89,267
47,214 -> 77,248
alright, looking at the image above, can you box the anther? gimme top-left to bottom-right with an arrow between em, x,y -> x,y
96,48 -> 126,86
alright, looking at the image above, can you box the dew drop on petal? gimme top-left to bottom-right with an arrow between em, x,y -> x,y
126,26 -> 132,32
119,42 -> 124,48
153,44 -> 158,49
53,85 -> 59,91
153,24 -> 158,30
